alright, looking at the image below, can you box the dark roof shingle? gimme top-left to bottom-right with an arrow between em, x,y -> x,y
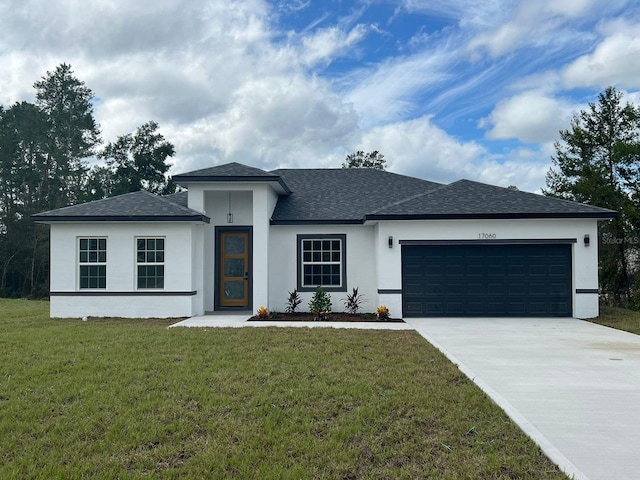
31,162 -> 618,224
32,190 -> 209,223
270,168 -> 442,223
173,162 -> 291,194
366,179 -> 617,219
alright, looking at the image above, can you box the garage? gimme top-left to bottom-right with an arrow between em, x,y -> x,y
401,242 -> 573,317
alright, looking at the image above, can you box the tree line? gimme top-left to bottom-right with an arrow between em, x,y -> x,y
0,64 -> 175,297
545,87 -> 640,307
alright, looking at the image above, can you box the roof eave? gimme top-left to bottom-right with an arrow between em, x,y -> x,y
270,218 -> 363,225
173,175 -> 291,195
364,212 -> 618,221
31,214 -> 211,224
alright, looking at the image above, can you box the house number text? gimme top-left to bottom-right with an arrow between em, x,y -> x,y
478,233 -> 497,239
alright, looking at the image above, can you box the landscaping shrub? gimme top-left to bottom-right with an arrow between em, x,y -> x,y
376,305 -> 390,321
309,286 -> 332,321
285,289 -> 302,313
342,287 -> 366,314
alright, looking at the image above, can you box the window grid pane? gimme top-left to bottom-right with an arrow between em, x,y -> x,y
137,238 -> 165,289
301,238 -> 342,288
79,238 -> 106,289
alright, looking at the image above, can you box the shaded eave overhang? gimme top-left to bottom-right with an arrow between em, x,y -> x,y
271,211 -> 618,225
363,211 -> 618,221
31,214 -> 211,224
173,175 -> 291,195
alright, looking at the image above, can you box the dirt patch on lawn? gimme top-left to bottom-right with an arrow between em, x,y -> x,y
248,312 -> 404,323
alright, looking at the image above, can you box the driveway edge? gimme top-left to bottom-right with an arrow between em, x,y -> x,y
410,323 -> 589,480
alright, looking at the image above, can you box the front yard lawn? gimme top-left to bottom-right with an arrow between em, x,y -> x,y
589,305 -> 640,335
0,299 -> 566,479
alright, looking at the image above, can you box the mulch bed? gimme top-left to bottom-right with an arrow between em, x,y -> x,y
248,312 -> 404,323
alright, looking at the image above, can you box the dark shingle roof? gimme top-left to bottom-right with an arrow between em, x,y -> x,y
163,190 -> 189,208
31,163 -> 618,224
365,180 -> 617,219
32,190 -> 209,223
173,162 -> 291,194
270,168 -> 442,224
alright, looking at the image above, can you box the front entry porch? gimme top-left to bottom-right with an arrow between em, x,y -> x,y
215,227 -> 252,310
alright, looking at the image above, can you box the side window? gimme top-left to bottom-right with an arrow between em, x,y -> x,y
137,238 -> 165,289
297,234 -> 346,292
79,238 -> 107,289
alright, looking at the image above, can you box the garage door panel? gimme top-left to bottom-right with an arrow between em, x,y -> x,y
467,265 -> 484,276
507,302 -> 527,315
405,302 -> 426,314
509,283 -> 527,295
466,302 -> 486,315
550,282 -> 569,295
549,265 -> 570,276
404,282 -> 424,295
448,302 -> 469,314
402,244 -> 572,317
487,283 -> 505,295
446,265 -> 464,276
446,283 -> 464,295
425,302 -> 445,314
529,282 -> 548,295
550,301 -> 571,314
424,283 -> 443,294
487,264 -> 506,276
529,302 -> 549,315
467,283 -> 485,295
508,264 -> 527,276
529,265 -> 547,276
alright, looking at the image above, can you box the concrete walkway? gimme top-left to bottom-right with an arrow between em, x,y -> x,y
406,317 -> 640,480
169,314 -> 413,330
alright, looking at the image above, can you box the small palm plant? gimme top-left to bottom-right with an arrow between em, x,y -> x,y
285,289 -> 302,313
342,287 -> 366,314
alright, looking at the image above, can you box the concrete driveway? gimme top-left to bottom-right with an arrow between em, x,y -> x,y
406,317 -> 640,480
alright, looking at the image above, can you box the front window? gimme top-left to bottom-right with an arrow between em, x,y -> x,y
137,238 -> 165,289
297,234 -> 346,292
79,238 -> 106,289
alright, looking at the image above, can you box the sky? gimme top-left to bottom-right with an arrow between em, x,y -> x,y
1,0 -> 639,193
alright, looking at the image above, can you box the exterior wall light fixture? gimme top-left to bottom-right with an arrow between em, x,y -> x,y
388,236 -> 393,248
584,234 -> 590,246
227,192 -> 233,224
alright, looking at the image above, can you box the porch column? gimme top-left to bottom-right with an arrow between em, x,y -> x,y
252,186 -> 270,310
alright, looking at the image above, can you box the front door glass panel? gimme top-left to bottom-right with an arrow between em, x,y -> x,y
220,231 -> 249,307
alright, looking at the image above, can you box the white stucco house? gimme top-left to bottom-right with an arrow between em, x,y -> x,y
32,162 -> 616,319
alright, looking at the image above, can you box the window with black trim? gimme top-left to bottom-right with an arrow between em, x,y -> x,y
137,238 -> 165,289
79,238 -> 106,289
297,234 -> 346,292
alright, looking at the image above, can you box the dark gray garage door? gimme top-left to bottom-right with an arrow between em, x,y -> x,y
402,244 -> 572,317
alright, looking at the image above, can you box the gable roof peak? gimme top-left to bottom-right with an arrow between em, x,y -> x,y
174,162 -> 277,178
173,161 -> 291,194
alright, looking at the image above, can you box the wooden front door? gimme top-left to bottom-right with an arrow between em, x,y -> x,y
219,231 -> 250,308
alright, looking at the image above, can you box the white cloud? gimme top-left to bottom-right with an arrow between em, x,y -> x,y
396,0 -> 511,30
300,24 -> 369,67
356,115 -> 549,191
169,73 -> 359,173
468,0 -> 599,57
342,47 -> 457,128
562,27 -> 640,89
481,91 -> 576,143
0,0 -> 633,196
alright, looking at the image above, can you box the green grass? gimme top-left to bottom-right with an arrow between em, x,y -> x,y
588,305 -> 640,335
0,299 -> 566,479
